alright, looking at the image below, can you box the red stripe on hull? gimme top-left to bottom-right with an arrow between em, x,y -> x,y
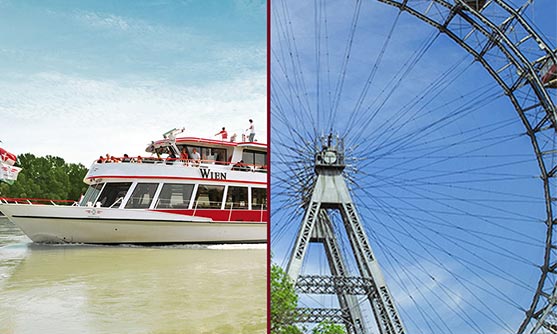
152,209 -> 268,222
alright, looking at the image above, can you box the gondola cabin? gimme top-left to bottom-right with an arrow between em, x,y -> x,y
541,59 -> 557,89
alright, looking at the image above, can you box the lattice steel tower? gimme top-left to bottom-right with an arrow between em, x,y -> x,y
286,134 -> 405,334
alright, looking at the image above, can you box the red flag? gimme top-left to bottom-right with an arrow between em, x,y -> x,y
0,147 -> 17,166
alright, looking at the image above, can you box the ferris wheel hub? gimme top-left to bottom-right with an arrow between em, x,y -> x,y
315,133 -> 346,171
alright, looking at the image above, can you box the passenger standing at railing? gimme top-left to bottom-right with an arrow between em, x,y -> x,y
215,127 -> 228,140
246,119 -> 255,142
180,148 -> 189,166
191,148 -> 201,166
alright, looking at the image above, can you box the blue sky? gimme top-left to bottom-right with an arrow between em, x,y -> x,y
0,0 -> 266,165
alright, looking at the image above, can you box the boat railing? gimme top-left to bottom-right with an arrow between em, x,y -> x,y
222,202 -> 267,222
192,200 -> 223,214
193,201 -> 198,216
153,198 -> 193,210
109,197 -> 124,208
252,203 -> 267,223
259,205 -> 266,223
0,197 -> 77,206
223,202 -> 246,221
92,156 -> 267,173
227,202 -> 234,221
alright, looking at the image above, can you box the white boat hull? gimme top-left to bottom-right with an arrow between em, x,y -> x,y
0,204 -> 266,244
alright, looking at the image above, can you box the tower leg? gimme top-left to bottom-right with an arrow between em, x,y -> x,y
315,210 -> 369,334
340,203 -> 405,334
287,201 -> 320,280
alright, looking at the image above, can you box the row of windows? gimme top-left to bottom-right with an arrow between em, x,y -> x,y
177,146 -> 267,167
177,145 -> 228,164
81,182 -> 267,211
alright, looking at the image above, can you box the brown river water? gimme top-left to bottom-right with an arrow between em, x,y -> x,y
0,217 -> 267,334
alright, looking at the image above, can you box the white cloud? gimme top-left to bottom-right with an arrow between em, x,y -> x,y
0,71 -> 266,165
74,11 -> 133,31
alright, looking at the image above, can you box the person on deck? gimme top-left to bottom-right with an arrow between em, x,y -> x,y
191,148 -> 201,165
246,119 -> 255,142
232,160 -> 249,171
180,148 -> 189,166
215,127 -> 228,141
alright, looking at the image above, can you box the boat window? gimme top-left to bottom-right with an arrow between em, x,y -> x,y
125,183 -> 159,209
156,183 -> 195,209
225,186 -> 248,210
183,146 -> 198,157
252,188 -> 267,210
204,148 -> 227,164
178,145 -> 228,164
96,182 -> 132,208
80,183 -> 103,206
242,150 -> 267,167
182,145 -> 204,163
194,185 -> 225,209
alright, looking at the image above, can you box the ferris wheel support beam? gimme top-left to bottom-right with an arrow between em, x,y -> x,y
372,0 -> 556,332
287,202 -> 370,334
286,136 -> 406,334
314,211 -> 369,334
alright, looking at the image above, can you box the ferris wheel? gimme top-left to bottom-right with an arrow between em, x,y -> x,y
271,0 -> 557,333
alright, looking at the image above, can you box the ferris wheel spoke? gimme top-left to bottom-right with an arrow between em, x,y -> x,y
361,200 -> 514,333
362,199 -> 529,332
357,181 -> 541,269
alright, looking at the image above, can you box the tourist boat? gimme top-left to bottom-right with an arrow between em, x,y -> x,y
0,129 -> 267,244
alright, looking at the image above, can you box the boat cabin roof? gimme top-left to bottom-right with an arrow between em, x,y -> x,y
146,137 -> 266,154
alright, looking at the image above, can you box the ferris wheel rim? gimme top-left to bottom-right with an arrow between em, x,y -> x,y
370,0 -> 557,331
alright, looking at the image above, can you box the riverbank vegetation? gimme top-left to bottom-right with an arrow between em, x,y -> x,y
271,263 -> 346,334
0,154 -> 88,201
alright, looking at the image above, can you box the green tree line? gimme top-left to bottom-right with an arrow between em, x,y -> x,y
0,153 -> 88,201
272,263 -> 346,334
